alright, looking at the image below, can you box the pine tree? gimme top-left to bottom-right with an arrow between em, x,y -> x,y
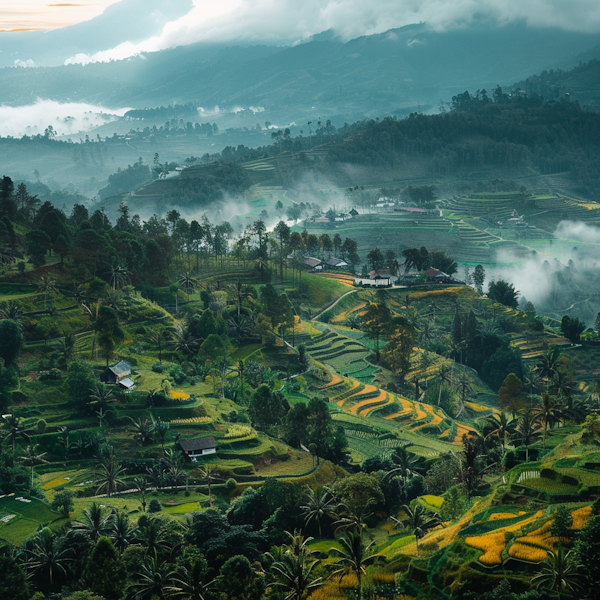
84,537 -> 126,600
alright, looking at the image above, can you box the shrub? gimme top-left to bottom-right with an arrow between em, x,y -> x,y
225,478 -> 237,492
36,419 -> 47,433
151,362 -> 163,373
38,368 -> 62,381
148,499 -> 162,513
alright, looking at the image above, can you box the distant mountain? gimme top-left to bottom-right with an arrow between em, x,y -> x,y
1,22 -> 600,122
0,0 -> 193,68
513,58 -> 600,109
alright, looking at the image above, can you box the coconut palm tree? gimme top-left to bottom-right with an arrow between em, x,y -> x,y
135,518 -> 174,557
89,384 -> 116,412
133,475 -> 150,513
129,416 -> 155,446
171,324 -> 199,356
227,314 -> 254,344
95,455 -> 126,498
154,417 -> 170,453
1,414 -> 30,452
532,547 -> 583,600
300,486 -> 338,537
514,411 -> 542,462
149,325 -> 170,362
227,280 -> 252,318
108,510 -> 135,553
399,503 -> 441,556
19,444 -> 48,488
533,393 -> 564,449
269,531 -> 323,600
385,446 -> 426,488
169,557 -> 211,600
437,364 -> 451,406
330,530 -> 383,600
128,552 -> 177,600
0,301 -> 24,327
484,412 -> 516,454
25,528 -> 71,588
178,272 -> 197,303
196,463 -> 220,505
72,503 -> 110,542
37,275 -> 56,310
110,263 -> 131,291
59,331 -> 76,364
537,347 -> 562,392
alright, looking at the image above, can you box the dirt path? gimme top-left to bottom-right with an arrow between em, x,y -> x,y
312,289 -> 358,321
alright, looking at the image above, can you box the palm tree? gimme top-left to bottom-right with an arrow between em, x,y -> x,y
135,518 -> 174,557
178,272 -> 197,303
169,557 -> 211,600
228,314 -> 254,344
95,456 -> 126,498
269,531 -> 323,600
514,411 -> 542,462
532,548 -> 583,600
110,263 -> 131,291
537,347 -> 562,392
37,274 -> 56,310
89,384 -> 116,412
227,280 -> 251,318
330,530 -> 383,600
25,528 -> 71,588
133,476 -> 150,513
399,503 -> 441,556
2,414 -> 30,452
484,412 -> 516,454
0,301 -> 24,327
128,553 -> 176,600
72,503 -> 110,542
129,416 -> 155,446
59,331 -> 76,364
437,364 -> 451,406
533,393 -> 564,449
149,325 -> 170,362
197,463 -> 220,505
386,446 -> 426,488
171,324 -> 199,356
19,444 -> 48,488
108,510 -> 134,553
154,417 -> 170,453
300,487 -> 338,537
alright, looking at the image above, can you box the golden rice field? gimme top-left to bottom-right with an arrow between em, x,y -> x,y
225,425 -> 255,439
384,395 -> 414,420
508,543 -> 548,562
465,532 -> 506,566
170,416 -> 212,425
489,512 -> 525,521
324,373 -> 343,387
359,393 -> 394,417
169,390 -> 190,400
413,403 -> 428,421
572,505 -> 592,530
351,389 -> 387,415
410,288 -> 461,299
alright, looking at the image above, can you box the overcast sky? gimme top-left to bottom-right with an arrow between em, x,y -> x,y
5,0 -> 600,60
0,0 -> 119,31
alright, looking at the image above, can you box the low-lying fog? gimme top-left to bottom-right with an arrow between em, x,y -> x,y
0,100 -> 130,138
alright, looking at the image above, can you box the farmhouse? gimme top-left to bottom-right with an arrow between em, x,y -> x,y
303,257 -> 324,271
425,268 -> 452,283
177,436 -> 217,461
354,269 -> 398,287
102,360 -> 132,385
325,256 -> 349,270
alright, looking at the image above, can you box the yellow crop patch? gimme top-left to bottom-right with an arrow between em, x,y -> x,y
465,532 -> 505,565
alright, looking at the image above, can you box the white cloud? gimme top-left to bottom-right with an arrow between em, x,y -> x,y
0,100 -> 130,138
13,59 -> 35,68
65,0 -> 600,65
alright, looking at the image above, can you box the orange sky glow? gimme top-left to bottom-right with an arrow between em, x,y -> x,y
0,0 -> 121,32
